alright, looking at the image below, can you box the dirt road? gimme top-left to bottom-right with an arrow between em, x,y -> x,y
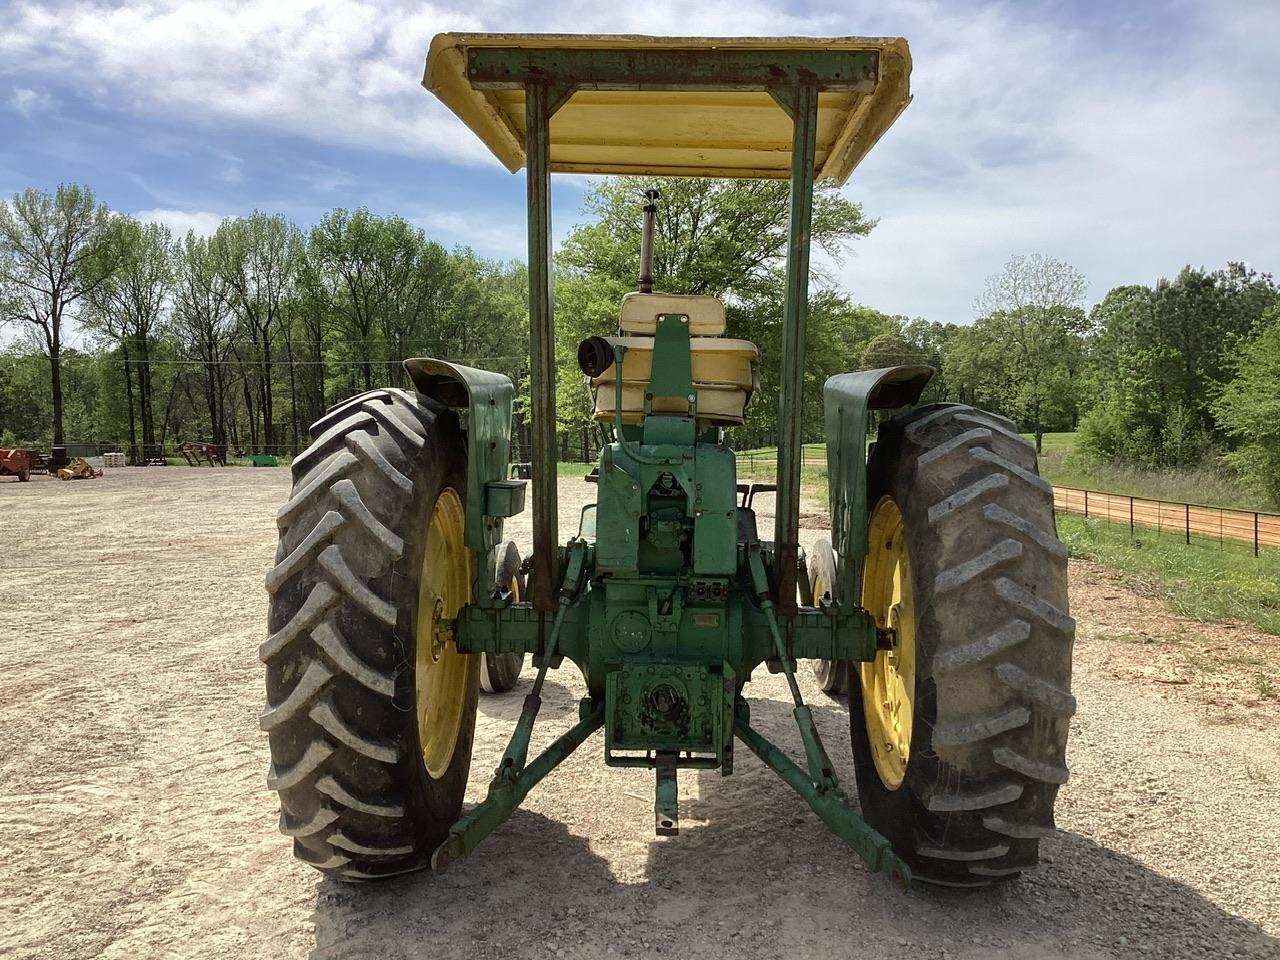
1,467 -> 1277,959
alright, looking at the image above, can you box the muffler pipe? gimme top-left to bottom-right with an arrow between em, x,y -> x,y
638,188 -> 659,293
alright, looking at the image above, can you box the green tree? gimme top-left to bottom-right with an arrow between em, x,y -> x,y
84,216 -> 174,460
551,272 -> 630,457
728,289 -> 895,449
860,331 -> 925,370
0,184 -> 117,445
172,230 -> 235,446
1079,265 -> 1279,467
0,345 -> 52,445
559,177 -> 874,298
305,208 -> 429,393
436,251 -> 528,386
211,212 -> 301,453
973,254 -> 1089,452
1215,307 -> 1280,505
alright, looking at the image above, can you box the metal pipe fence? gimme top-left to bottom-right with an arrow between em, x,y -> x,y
1052,485 -> 1280,558
731,452 -> 1280,561
34,435 -> 1276,558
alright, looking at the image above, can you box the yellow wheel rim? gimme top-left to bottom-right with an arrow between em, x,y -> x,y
415,488 -> 472,779
860,496 -> 917,790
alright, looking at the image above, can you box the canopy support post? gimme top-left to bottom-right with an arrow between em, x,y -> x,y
525,82 -> 572,612
769,81 -> 819,615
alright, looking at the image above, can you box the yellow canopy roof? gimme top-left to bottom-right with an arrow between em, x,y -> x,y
423,33 -> 911,184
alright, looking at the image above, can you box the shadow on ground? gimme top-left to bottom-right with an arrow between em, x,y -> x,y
475,675 -> 579,722
308,809 -> 617,960
308,694 -> 1279,960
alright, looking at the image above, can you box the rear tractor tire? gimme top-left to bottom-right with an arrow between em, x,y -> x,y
480,540 -> 526,694
848,403 -> 1075,887
262,388 -> 480,880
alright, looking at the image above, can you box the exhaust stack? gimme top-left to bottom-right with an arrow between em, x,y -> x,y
638,188 -> 659,293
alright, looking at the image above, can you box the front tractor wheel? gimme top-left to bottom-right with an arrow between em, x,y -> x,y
808,540 -> 851,696
479,540 -> 526,694
849,403 -> 1076,887
262,388 -> 479,880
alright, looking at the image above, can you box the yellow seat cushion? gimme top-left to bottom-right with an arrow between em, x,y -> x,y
618,293 -> 727,335
590,336 -> 760,428
594,383 -> 751,427
589,337 -> 759,391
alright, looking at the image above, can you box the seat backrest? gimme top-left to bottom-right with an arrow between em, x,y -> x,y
619,292 -> 726,336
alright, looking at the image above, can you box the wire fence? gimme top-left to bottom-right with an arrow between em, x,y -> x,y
19,437 -> 1279,559
735,451 -> 827,471
1053,485 -> 1280,557
729,450 -> 1279,561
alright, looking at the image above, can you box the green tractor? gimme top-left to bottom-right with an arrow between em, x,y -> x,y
263,33 -> 1074,888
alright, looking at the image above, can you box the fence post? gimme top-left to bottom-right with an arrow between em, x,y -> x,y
1084,489 -> 1089,519
1256,513 -> 1261,558
1129,496 -> 1134,535
1185,503 -> 1190,545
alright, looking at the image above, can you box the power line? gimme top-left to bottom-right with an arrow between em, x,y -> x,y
3,353 -> 527,368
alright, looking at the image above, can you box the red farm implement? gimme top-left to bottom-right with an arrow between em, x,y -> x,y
0,448 -> 43,482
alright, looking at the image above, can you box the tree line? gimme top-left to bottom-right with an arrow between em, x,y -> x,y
0,184 -> 528,461
3,180 -> 1278,503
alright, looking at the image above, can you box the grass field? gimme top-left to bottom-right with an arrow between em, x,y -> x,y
555,429 -> 1280,638
1033,433 -> 1271,511
734,431 -> 1273,515
1059,514 -> 1280,636
732,431 -> 1280,637
736,432 -> 1268,513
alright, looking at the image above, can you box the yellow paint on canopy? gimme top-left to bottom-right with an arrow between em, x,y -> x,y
423,33 -> 911,184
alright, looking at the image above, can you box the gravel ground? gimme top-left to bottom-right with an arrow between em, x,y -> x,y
1,466 -> 1277,960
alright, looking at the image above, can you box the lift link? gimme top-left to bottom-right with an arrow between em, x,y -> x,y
733,716 -> 910,888
431,540 -> 594,873
746,543 -> 837,784
494,540 -> 588,779
743,542 -> 911,886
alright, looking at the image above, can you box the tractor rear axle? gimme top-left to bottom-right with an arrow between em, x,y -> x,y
432,318 -> 910,884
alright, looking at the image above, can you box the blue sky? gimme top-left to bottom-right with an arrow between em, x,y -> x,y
2,0 -> 1277,327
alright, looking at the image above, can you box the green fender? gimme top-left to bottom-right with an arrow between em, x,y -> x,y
823,365 -> 934,603
404,357 -> 524,602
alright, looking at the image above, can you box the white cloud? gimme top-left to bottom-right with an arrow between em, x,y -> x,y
0,0 -> 850,167
826,0 -> 1280,322
2,0 -> 1277,325
413,209 -> 527,260
135,207 -> 226,237
0,0 -> 491,164
214,152 -> 244,184
8,86 -> 53,118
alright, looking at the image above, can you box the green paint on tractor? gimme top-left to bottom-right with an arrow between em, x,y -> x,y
264,33 -> 1074,893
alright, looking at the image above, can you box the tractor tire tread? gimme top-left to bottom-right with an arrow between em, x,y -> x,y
264,387 -> 474,880
850,402 -> 1073,886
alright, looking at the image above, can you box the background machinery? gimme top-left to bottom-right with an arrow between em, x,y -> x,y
263,33 -> 1074,888
0,448 -> 39,482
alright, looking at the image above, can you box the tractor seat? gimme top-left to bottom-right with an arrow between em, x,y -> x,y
618,292 -> 727,335
590,334 -> 761,428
